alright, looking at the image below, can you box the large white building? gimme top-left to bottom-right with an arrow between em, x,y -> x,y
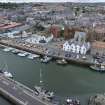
63,41 -> 90,55
26,34 -> 53,44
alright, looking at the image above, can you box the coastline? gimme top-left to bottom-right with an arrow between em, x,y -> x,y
0,38 -> 95,66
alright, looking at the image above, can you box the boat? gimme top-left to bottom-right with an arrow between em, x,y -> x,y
3,47 -> 14,52
34,85 -> 54,100
82,56 -> 87,60
56,59 -> 67,65
34,69 -> 54,100
17,51 -> 29,57
27,53 -> 40,59
41,56 -> 52,63
65,97 -> 80,105
90,64 -> 105,72
11,49 -> 20,54
3,71 -> 13,78
0,70 -> 13,78
0,62 -> 13,78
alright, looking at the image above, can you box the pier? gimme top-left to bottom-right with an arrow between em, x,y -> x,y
0,74 -> 56,105
0,38 -> 94,65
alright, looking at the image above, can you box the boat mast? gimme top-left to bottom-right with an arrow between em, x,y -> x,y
40,69 -> 43,85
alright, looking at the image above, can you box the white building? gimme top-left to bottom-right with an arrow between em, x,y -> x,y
62,41 -> 90,55
63,41 -> 71,52
26,34 -> 53,44
71,43 -> 76,53
80,45 -> 87,55
76,45 -> 80,54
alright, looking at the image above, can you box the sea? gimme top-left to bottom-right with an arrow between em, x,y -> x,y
0,48 -> 105,105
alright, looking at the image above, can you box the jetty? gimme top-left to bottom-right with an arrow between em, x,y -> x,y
0,73 -> 56,105
0,38 -> 94,65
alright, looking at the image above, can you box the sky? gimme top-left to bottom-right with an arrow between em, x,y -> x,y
0,0 -> 105,3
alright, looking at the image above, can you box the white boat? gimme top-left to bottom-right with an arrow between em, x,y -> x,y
0,63 -> 13,78
3,71 -> 13,78
82,56 -> 87,60
90,64 -> 105,72
56,59 -> 67,65
17,51 -> 29,57
12,49 -> 20,54
41,56 -> 52,63
66,97 -> 80,105
27,53 -> 40,59
34,69 -> 55,101
3,47 -> 14,52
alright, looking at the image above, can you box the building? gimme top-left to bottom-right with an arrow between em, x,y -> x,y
74,31 -> 87,44
93,23 -> 105,41
64,26 -> 74,39
91,41 -> 105,56
26,34 -> 53,44
63,41 -> 90,55
49,25 -> 61,38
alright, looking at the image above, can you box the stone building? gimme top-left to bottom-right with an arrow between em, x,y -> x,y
91,41 -> 105,56
92,23 -> 105,41
64,26 -> 75,39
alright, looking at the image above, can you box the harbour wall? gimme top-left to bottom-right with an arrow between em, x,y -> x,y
0,39 -> 94,66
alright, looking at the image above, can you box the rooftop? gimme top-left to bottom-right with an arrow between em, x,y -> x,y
92,41 -> 105,48
94,24 -> 105,33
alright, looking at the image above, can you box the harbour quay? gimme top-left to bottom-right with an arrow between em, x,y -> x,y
0,38 -> 95,66
0,73 -> 57,105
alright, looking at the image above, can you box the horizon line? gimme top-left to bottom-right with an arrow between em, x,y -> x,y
0,1 -> 105,3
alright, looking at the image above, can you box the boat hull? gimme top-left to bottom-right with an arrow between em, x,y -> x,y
90,65 -> 105,72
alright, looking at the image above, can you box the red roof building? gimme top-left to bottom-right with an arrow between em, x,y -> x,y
50,25 -> 61,38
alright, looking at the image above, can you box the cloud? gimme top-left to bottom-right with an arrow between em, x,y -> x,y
0,0 -> 105,3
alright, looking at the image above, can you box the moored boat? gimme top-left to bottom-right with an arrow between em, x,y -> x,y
0,70 -> 13,78
56,59 -> 67,65
12,49 -> 20,54
27,53 -> 40,59
90,64 -> 105,72
17,51 -> 29,57
41,56 -> 52,63
65,97 -> 80,105
3,71 -> 13,78
34,85 -> 54,100
3,47 -> 14,52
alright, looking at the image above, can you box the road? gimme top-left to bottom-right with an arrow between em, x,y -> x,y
0,74 -> 56,105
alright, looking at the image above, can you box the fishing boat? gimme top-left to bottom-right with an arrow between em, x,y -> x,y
56,59 -> 67,65
90,64 -> 105,72
65,97 -> 80,105
41,56 -> 52,63
27,53 -> 40,59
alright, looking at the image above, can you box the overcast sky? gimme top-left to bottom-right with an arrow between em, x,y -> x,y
0,0 -> 105,3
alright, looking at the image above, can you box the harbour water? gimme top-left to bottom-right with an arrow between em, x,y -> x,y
0,48 -> 105,105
